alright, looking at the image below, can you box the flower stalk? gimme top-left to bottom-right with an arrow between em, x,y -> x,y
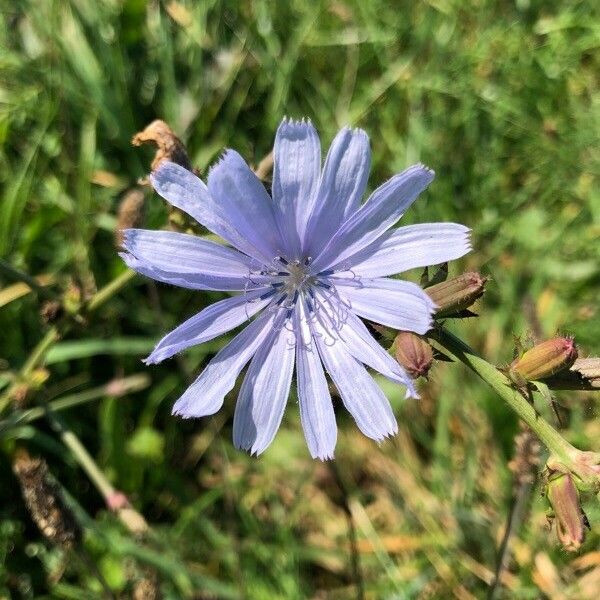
430,327 -> 600,491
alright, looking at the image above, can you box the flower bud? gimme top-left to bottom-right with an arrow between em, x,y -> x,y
510,337 -> 577,383
394,331 -> 433,378
546,470 -> 589,552
425,272 -> 486,318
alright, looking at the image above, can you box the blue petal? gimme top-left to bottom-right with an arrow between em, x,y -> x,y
313,317 -> 398,442
233,310 -> 296,455
305,127 -> 370,256
150,162 -> 268,263
121,229 -> 267,291
335,305 -> 417,398
121,252 -> 206,290
335,277 -> 436,334
343,223 -> 471,278
208,150 -> 285,263
295,299 -> 337,460
145,289 -> 272,364
172,311 -> 276,418
311,164 -> 435,272
272,118 -> 321,257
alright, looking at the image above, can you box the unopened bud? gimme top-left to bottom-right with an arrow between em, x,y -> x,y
546,470 -> 589,552
394,331 -> 433,378
511,337 -> 577,383
425,272 -> 486,318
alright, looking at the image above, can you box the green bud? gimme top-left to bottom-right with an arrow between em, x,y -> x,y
510,337 -> 577,383
394,331 -> 433,379
425,272 -> 486,318
546,470 -> 589,552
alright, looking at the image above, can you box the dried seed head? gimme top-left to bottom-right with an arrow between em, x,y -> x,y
394,331 -> 434,378
545,469 -> 589,552
12,450 -> 81,547
425,272 -> 486,318
511,337 -> 577,383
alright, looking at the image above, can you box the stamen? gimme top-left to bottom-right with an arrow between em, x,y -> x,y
259,288 -> 277,300
319,269 -> 335,276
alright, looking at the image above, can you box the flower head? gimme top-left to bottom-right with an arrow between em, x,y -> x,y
120,118 -> 471,459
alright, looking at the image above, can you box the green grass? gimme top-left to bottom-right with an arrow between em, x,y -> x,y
1,0 -> 599,598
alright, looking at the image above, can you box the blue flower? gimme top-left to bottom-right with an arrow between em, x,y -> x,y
120,119 -> 471,459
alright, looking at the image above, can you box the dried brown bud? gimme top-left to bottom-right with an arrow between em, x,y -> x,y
394,331 -> 433,378
12,450 -> 81,547
40,300 -> 62,324
116,188 -> 145,246
546,469 -> 589,552
425,272 -> 486,318
511,337 -> 577,383
132,120 -> 193,172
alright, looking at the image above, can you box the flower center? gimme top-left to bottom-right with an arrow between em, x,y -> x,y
283,259 -> 312,294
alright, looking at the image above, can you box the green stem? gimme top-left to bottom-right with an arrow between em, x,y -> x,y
45,408 -> 115,501
431,327 -> 576,466
0,374 -> 149,435
86,269 -> 135,313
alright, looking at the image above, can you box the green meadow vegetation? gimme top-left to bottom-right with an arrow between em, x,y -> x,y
1,0 -> 599,598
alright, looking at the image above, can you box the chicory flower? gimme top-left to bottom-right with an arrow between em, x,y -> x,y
120,118 -> 471,459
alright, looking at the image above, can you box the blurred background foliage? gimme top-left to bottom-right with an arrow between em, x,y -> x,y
0,0 -> 599,598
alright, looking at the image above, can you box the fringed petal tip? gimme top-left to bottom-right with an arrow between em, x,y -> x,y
208,148 -> 235,175
413,162 -> 436,180
275,118 -> 319,145
373,421 -> 399,444
171,406 -> 193,419
149,160 -> 182,191
279,115 -> 313,127
311,448 -> 335,461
